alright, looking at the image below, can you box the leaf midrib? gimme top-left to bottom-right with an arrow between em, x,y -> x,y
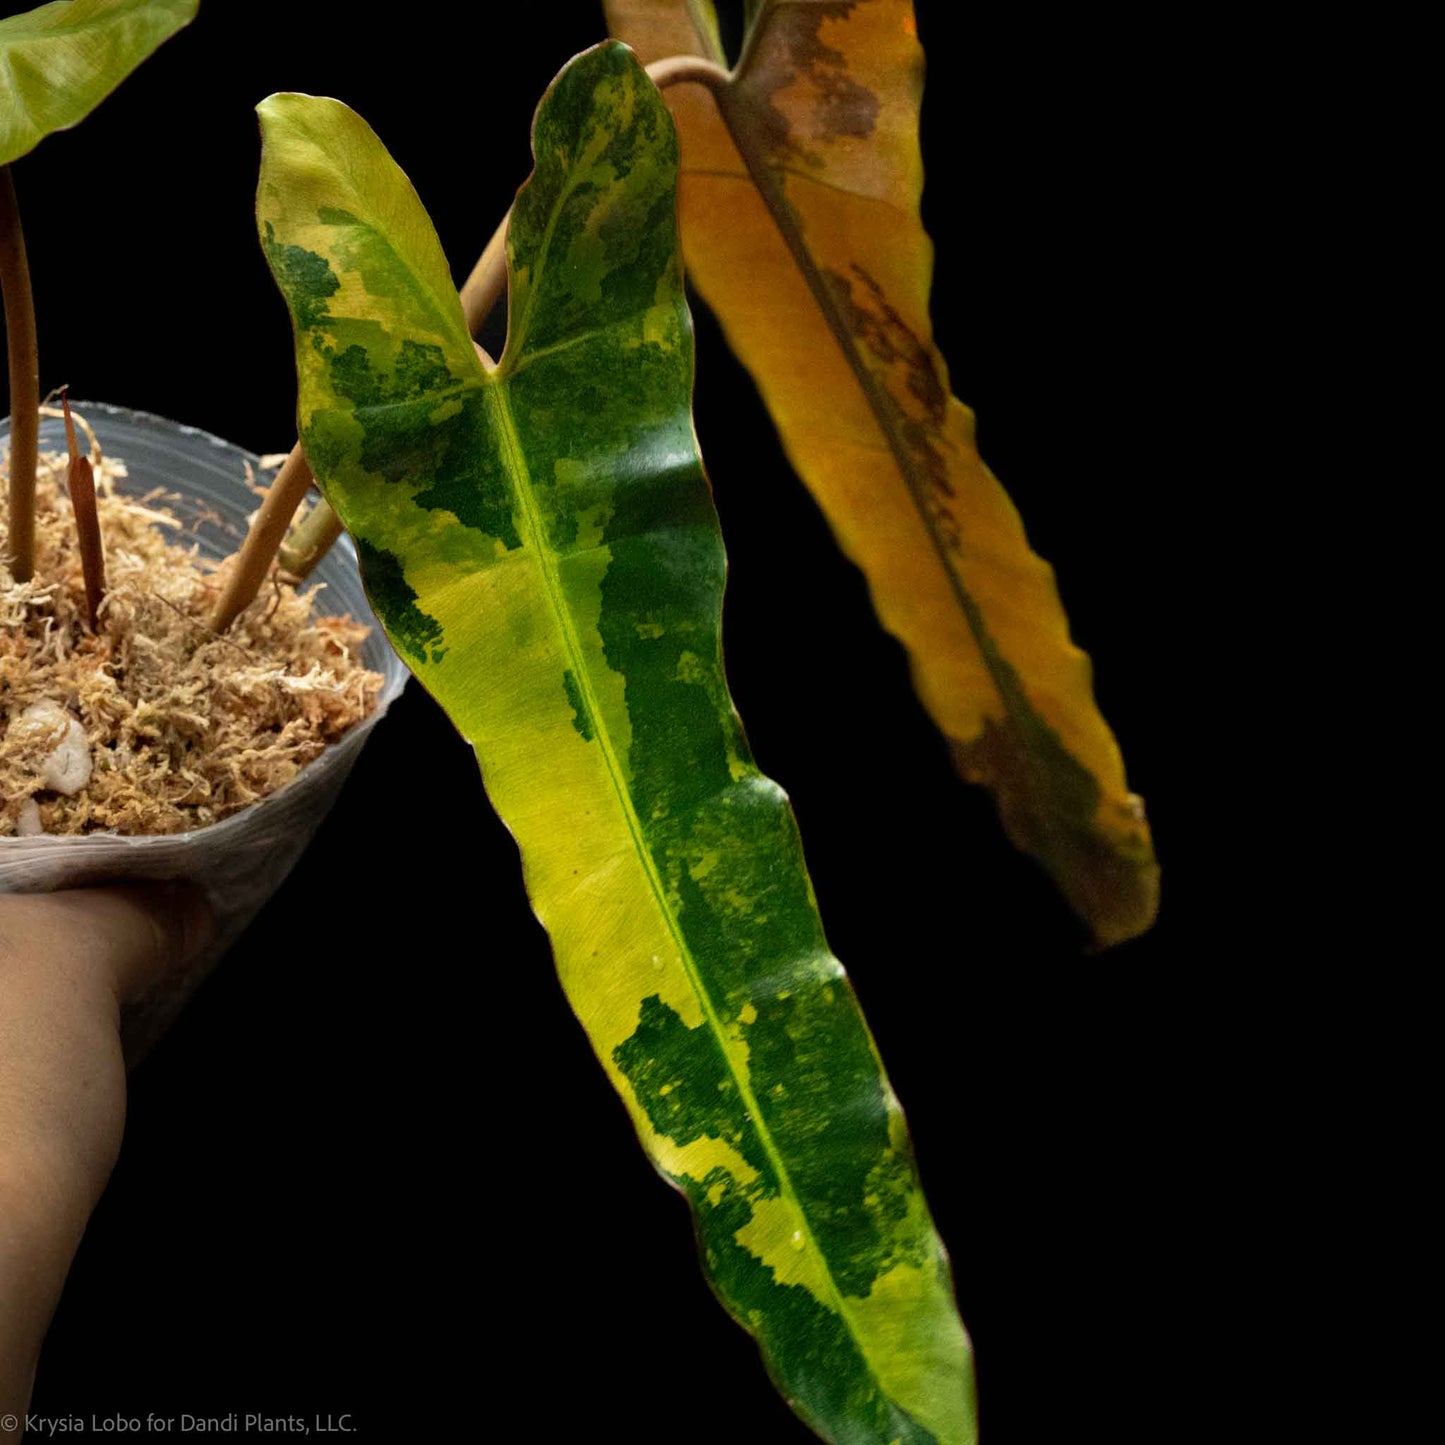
711,78 -> 1034,750
421,39 -> 884,1365
481,367 -> 885,1394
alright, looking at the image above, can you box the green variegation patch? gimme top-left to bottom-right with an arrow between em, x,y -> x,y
258,44 -> 975,1445
0,0 -> 198,167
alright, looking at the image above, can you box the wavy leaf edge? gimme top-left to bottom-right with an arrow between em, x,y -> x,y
257,42 -> 976,1445
603,0 -> 1160,946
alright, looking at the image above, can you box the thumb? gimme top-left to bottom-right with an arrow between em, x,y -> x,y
28,883 -> 215,1004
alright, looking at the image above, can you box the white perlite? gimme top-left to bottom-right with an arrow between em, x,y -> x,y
8,700 -> 93,796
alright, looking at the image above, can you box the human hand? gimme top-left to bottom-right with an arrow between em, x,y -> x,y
0,886 -> 212,1432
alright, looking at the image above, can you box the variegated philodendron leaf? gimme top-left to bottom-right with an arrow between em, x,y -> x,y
257,43 -> 974,1445
0,0 -> 197,167
604,0 -> 1158,947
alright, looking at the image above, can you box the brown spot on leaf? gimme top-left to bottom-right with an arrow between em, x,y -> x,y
744,2 -> 880,167
953,715 -> 1156,946
835,264 -> 946,423
824,263 -> 963,546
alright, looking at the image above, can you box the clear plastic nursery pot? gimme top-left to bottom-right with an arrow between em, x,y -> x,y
0,403 -> 408,1059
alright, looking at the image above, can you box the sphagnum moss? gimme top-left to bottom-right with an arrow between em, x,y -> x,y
1,443 -> 380,837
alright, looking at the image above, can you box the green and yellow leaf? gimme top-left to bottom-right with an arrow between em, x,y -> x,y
604,0 -> 1158,946
0,0 -> 196,167
257,45 -> 974,1445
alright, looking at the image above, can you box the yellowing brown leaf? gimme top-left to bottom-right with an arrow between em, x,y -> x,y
605,0 -> 1158,945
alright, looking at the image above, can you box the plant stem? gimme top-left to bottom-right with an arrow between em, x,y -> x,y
645,54 -> 732,91
0,166 -> 40,585
278,495 -> 344,578
458,211 -> 509,336
206,446 -> 314,632
62,391 -> 106,629
211,52 -> 733,627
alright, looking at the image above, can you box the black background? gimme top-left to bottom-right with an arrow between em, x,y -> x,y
8,2 -> 1226,1440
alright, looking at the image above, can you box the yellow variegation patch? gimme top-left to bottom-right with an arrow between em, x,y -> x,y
0,0 -> 197,167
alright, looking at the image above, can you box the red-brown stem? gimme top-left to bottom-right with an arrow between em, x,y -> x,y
645,54 -> 732,91
0,165 -> 40,584
212,52 -> 731,624
206,446 -> 314,632
62,392 -> 106,629
458,211 -> 510,337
